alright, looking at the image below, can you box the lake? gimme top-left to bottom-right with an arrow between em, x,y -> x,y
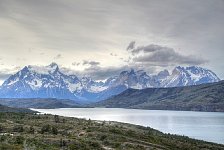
32,108 -> 224,144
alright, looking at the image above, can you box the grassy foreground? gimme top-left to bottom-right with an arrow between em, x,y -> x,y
0,112 -> 223,150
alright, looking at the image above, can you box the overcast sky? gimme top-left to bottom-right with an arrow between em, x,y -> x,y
0,0 -> 224,83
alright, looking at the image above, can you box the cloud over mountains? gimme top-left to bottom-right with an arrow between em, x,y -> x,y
127,41 -> 208,67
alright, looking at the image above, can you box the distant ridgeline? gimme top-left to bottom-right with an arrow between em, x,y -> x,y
94,81 -> 224,112
0,104 -> 35,113
0,63 -> 220,104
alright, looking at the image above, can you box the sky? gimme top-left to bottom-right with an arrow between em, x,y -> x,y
0,0 -> 224,83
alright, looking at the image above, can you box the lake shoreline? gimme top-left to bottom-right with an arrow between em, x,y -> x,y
31,108 -> 224,144
1,112 -> 224,149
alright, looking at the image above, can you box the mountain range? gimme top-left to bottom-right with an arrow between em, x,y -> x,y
0,63 -> 220,103
94,81 -> 224,112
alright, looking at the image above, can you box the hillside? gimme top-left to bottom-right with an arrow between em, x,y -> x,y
0,104 -> 35,113
0,98 -> 81,109
94,81 -> 224,112
0,112 -> 223,149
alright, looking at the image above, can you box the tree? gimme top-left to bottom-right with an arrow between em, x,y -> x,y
51,126 -> 58,135
60,138 -> 66,147
54,115 -> 60,123
29,126 -> 35,134
87,118 -> 91,125
15,136 -> 24,145
0,124 -> 3,132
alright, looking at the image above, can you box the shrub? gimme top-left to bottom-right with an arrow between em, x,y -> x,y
15,136 -> 25,145
100,134 -> 107,141
29,126 -> 35,134
0,124 -> 3,132
51,126 -> 58,135
13,125 -> 24,133
54,115 -> 60,123
41,124 -> 51,134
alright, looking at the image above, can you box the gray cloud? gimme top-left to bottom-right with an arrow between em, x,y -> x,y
131,44 -> 164,54
126,41 -> 135,50
16,58 -> 27,62
70,60 -> 101,67
110,53 -> 117,56
131,44 -> 208,66
62,55 -> 158,79
62,64 -> 156,80
0,72 -> 11,81
54,54 -> 62,59
61,66 -> 126,80
82,60 -> 100,66
72,62 -> 80,66
0,67 -> 21,83
83,65 -> 128,79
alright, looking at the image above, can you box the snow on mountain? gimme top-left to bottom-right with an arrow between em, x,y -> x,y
109,69 -> 154,89
0,63 -> 82,101
0,63 -> 220,103
81,76 -> 108,93
161,66 -> 220,87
